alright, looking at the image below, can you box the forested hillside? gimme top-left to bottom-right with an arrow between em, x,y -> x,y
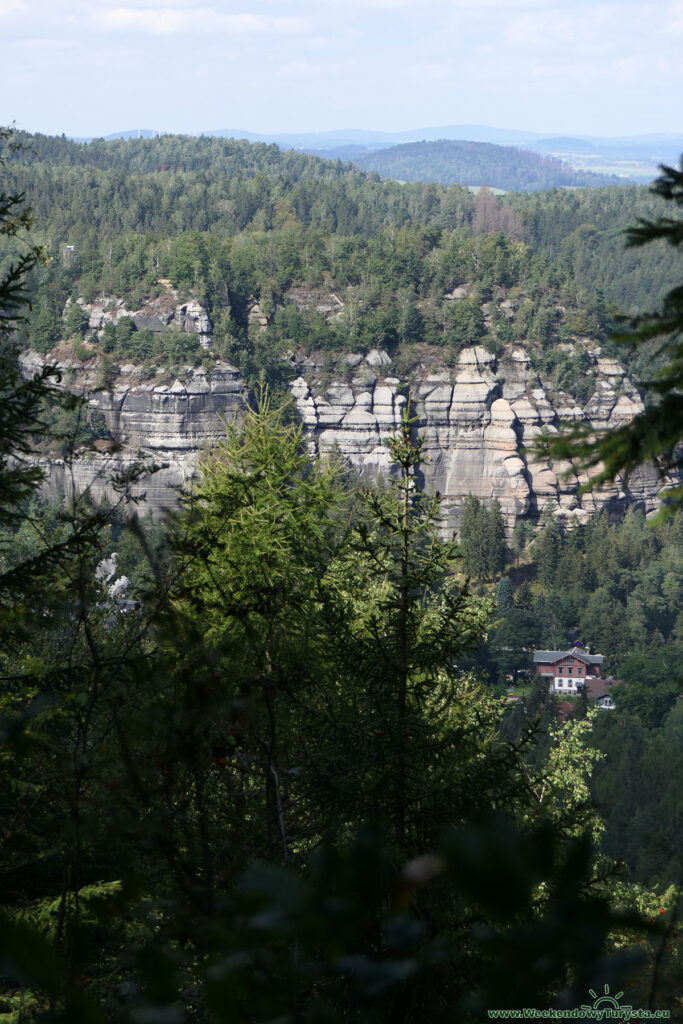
469,505 -> 683,891
354,138 -> 626,191
2,131 -> 680,393
1,131 -> 682,1021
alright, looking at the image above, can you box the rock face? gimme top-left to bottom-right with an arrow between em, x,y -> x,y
23,354 -> 249,514
79,289 -> 213,349
22,339 -> 672,530
284,287 -> 344,319
34,452 -> 201,515
290,345 -> 671,534
91,365 -> 246,452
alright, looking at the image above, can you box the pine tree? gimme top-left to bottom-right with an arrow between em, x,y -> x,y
171,391 -> 347,861
0,131 -> 53,520
512,518 -> 528,567
309,403 -> 497,853
459,493 -> 487,578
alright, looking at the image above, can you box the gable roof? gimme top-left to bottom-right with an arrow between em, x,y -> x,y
584,677 -> 624,700
533,649 -> 604,666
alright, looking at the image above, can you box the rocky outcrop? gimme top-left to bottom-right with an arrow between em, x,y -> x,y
21,353 -> 249,515
290,345 -> 671,534
21,339 -> 672,530
284,287 -> 344,319
90,365 -> 247,452
33,452 -> 199,515
77,289 -> 213,349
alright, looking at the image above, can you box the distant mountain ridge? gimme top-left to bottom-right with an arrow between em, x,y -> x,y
68,123 -> 683,183
353,139 -> 626,192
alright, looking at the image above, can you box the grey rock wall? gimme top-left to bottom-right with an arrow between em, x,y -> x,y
290,345 -> 670,534
21,337 -> 672,530
91,364 -> 247,452
77,288 -> 213,349
21,354 -> 249,515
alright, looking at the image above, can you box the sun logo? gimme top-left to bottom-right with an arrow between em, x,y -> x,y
581,983 -> 632,1014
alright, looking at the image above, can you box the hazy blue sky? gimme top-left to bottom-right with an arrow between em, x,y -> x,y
2,0 -> 682,138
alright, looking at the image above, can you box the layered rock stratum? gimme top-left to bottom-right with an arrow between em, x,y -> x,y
290,344 -> 666,532
22,331 -> 672,531
20,351 -> 248,513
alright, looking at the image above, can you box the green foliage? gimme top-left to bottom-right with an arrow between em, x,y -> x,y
613,644 -> 683,728
495,575 -> 514,611
0,130 -> 70,521
476,505 -> 683,893
355,139 -> 624,192
488,603 -> 537,687
310,402 -> 505,852
533,507 -> 563,591
537,161 -> 683,509
0,399 -> 671,1019
517,507 -> 683,669
4,130 -> 680,387
591,704 -> 683,889
0,130 -> 679,1022
170,391 -> 347,859
458,493 -> 507,580
63,299 -> 89,338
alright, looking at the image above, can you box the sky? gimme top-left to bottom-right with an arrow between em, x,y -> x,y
2,0 -> 683,139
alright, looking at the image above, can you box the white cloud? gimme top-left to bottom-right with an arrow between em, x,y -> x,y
281,57 -> 349,77
0,0 -> 25,14
667,0 -> 683,31
613,55 -> 641,77
90,5 -> 309,35
300,0 -> 416,8
406,60 -> 451,83
449,0 -> 547,7
505,7 -> 606,46
504,0 -> 666,48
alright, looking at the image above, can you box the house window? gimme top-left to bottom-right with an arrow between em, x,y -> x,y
567,666 -> 573,674
558,666 -> 563,674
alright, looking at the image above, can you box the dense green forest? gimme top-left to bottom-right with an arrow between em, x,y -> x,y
1,132 -> 682,1021
2,132 -> 681,393
465,504 -> 683,891
353,139 -> 626,191
2,410 -> 682,1022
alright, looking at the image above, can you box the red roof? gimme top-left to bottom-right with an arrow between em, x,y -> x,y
557,701 -> 576,722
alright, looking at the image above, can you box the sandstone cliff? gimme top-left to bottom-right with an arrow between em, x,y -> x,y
22,324 -> 671,529
20,350 -> 248,514
290,343 -> 668,533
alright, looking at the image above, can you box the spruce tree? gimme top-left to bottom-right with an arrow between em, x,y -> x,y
459,493 -> 487,578
495,575 -> 514,611
485,496 -> 507,578
308,403 -> 506,853
533,505 -> 562,590
170,391 -> 347,862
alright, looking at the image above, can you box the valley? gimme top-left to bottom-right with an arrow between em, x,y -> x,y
1,127 -> 682,1023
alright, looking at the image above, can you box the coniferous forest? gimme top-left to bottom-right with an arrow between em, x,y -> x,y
0,129 -> 682,1022
352,139 -> 626,191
